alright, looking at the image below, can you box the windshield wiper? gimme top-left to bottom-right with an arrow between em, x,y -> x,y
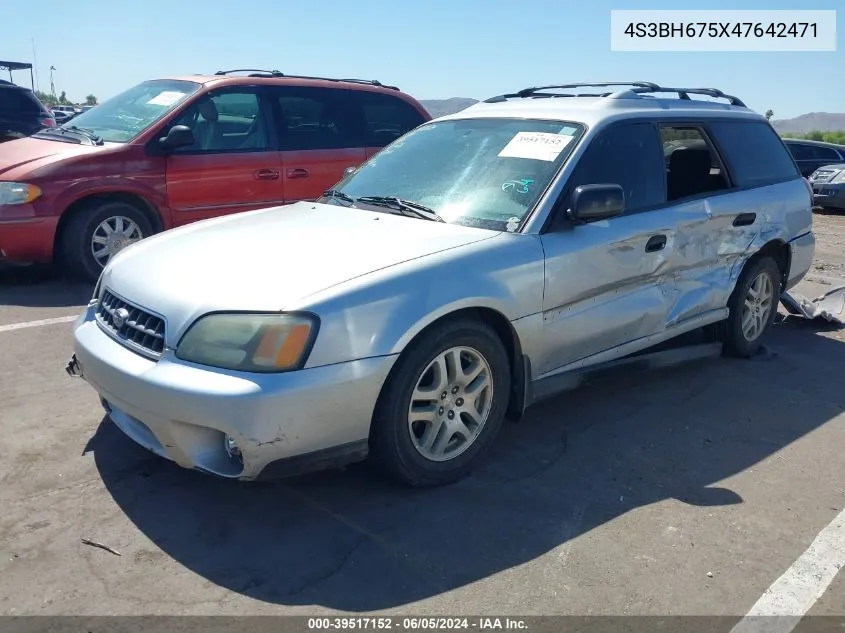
60,125 -> 103,145
355,196 -> 445,222
321,189 -> 356,205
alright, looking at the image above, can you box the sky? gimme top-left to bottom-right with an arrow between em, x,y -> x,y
5,0 -> 843,119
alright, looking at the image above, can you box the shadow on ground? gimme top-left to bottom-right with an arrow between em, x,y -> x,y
0,264 -> 93,308
87,319 -> 845,611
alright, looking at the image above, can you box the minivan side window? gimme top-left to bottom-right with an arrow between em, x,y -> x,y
273,87 -> 363,151
813,145 -> 841,160
170,89 -> 272,153
787,143 -> 814,161
353,91 -> 427,148
564,122 -> 665,214
708,120 -> 800,187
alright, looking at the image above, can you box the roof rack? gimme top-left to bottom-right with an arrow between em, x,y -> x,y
214,68 -> 284,77
484,82 -> 746,107
212,69 -> 399,90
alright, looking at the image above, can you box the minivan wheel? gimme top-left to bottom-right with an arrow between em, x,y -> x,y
721,255 -> 781,358
62,200 -> 154,282
370,318 -> 511,487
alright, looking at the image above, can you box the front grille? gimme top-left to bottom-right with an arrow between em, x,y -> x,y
810,169 -> 836,183
96,289 -> 166,357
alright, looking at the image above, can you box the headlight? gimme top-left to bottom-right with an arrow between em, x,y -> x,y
175,313 -> 318,373
0,182 -> 42,206
831,170 -> 845,184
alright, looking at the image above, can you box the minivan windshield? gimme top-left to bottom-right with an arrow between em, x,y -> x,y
320,118 -> 584,231
50,79 -> 201,143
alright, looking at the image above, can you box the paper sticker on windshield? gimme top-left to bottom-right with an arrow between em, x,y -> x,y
146,91 -> 186,107
506,217 -> 521,232
498,132 -> 574,162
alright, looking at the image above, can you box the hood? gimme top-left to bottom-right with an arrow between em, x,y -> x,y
101,201 -> 499,340
0,136 -> 113,179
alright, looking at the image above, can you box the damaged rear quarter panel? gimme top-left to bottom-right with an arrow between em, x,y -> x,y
667,178 -> 812,325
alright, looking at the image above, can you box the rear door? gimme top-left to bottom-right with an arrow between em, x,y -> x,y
164,86 -> 284,227
270,86 -> 366,203
352,90 -> 429,159
696,119 -> 805,308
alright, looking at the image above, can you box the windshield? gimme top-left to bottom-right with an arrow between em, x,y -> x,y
322,118 -> 584,231
58,79 -> 201,143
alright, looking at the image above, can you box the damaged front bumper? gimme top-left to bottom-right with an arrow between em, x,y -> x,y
69,309 -> 398,480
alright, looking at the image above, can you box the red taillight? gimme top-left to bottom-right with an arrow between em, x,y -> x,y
40,116 -> 56,128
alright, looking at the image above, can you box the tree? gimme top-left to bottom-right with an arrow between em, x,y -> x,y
58,90 -> 71,105
764,109 -> 774,121
35,90 -> 57,107
85,94 -> 98,106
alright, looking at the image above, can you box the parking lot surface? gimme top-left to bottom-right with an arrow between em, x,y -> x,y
1,214 -> 844,618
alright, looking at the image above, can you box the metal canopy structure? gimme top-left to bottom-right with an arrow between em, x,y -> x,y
0,60 -> 35,89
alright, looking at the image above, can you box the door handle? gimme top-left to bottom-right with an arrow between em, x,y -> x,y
733,212 -> 756,227
286,168 -> 310,178
645,234 -> 667,253
254,169 -> 279,180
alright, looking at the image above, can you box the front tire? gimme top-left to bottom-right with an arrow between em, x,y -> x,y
722,255 -> 781,358
62,200 -> 154,282
370,318 -> 511,487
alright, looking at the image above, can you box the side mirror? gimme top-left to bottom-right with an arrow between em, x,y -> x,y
568,184 -> 625,222
159,125 -> 195,149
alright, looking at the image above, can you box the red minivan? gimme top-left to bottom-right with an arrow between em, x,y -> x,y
0,70 -> 431,281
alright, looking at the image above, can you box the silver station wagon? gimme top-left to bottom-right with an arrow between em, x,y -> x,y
68,81 -> 815,487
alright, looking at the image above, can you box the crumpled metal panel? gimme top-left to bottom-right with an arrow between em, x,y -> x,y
781,287 -> 845,327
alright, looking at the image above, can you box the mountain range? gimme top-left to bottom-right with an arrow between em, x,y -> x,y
420,99 -> 845,134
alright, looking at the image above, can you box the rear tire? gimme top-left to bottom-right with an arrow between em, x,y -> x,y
62,200 -> 154,282
721,255 -> 781,358
370,318 -> 511,487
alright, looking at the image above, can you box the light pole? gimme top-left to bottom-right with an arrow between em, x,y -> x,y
49,65 -> 56,101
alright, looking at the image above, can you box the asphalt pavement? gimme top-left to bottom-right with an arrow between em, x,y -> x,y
0,217 -> 843,620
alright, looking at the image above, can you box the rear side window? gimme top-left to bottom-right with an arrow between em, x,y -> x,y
709,121 -> 800,187
353,91 -> 426,147
565,122 -> 665,213
0,88 -> 41,113
813,145 -> 841,160
274,87 -> 363,151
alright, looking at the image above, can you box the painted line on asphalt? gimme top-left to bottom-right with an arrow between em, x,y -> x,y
730,507 -> 845,633
0,315 -> 78,333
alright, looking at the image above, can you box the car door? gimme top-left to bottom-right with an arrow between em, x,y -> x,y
271,86 -> 366,203
352,90 -> 429,159
537,121 -> 681,377
164,86 -> 284,227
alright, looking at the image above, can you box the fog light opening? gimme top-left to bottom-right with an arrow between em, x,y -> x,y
224,434 -> 243,464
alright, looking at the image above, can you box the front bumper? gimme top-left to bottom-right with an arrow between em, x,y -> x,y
813,183 -> 845,210
70,306 -> 398,480
0,215 -> 58,263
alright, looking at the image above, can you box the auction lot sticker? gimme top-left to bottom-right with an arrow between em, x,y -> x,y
498,132 -> 574,162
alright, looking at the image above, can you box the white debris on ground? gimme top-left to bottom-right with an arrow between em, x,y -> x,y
781,286 -> 845,327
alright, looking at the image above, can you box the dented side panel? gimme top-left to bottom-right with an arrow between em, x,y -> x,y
537,208 -> 679,377
535,178 -> 812,378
